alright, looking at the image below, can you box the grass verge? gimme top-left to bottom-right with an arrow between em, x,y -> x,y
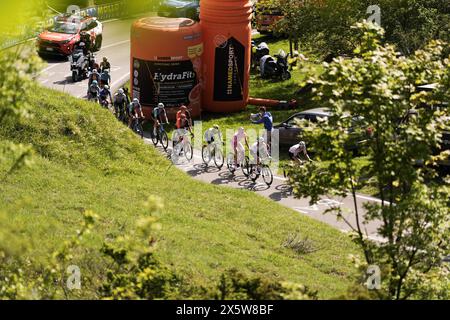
0,84 -> 359,298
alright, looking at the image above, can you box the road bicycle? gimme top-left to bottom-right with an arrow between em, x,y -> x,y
172,130 -> 193,162
151,122 -> 169,151
249,142 -> 273,186
202,140 -> 224,169
132,117 -> 144,139
226,149 -> 250,177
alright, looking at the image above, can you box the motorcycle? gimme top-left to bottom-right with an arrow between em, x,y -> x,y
251,41 -> 270,71
260,50 -> 291,81
69,48 -> 89,82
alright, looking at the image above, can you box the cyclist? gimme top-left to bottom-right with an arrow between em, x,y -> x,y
128,98 -> 144,129
231,127 -> 250,168
88,80 -> 100,101
288,141 -> 312,165
152,102 -> 169,137
100,57 -> 111,73
99,84 -> 112,107
174,105 -> 193,144
251,106 -> 273,150
204,124 -> 223,146
114,88 -> 127,118
250,136 -> 270,166
100,69 -> 111,87
88,69 -> 100,87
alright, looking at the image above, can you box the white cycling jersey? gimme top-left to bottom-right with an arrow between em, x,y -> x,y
289,144 -> 306,157
204,128 -> 222,143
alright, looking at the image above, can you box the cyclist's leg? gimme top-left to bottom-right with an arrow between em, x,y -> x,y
237,142 -> 245,166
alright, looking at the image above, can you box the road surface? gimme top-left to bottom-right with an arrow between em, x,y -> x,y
37,17 -> 135,97
36,17 -> 384,240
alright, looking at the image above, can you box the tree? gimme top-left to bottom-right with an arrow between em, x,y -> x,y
289,21 -> 450,299
270,0 -> 450,58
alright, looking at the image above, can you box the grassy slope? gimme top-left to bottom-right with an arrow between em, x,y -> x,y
0,85 -> 359,298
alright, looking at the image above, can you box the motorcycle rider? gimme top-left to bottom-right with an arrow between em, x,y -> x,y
80,31 -> 91,55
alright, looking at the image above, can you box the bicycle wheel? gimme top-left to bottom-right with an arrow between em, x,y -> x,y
227,153 -> 236,173
250,165 -> 260,182
139,123 -> 144,139
262,165 -> 273,186
151,128 -> 159,146
161,131 -> 169,151
202,145 -> 211,165
184,142 -> 193,161
213,147 -> 224,169
242,156 -> 251,177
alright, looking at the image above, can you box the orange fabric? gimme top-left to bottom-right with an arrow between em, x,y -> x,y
200,0 -> 253,113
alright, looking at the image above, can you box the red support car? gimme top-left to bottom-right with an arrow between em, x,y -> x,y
37,15 -> 103,56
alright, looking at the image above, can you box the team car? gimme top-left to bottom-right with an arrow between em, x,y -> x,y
157,0 -> 201,21
37,15 -> 103,56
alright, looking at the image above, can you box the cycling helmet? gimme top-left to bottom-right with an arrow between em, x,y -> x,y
92,80 -> 98,85
298,141 -> 306,148
103,69 -> 109,74
118,88 -> 124,95
213,124 -> 220,130
104,85 -> 109,90
158,102 -> 165,108
258,137 -> 265,143
238,127 -> 245,134
133,98 -> 139,104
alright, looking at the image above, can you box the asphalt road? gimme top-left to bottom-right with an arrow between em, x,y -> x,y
36,17 -> 384,241
37,17 -> 135,98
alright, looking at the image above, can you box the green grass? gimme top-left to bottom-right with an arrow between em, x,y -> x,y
0,84 -> 359,299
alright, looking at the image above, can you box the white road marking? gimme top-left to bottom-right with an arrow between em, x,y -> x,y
41,63 -> 62,74
101,40 -> 130,50
356,194 -> 390,205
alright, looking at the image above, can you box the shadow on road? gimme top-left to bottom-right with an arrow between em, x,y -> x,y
269,184 -> 293,202
211,171 -> 235,185
185,164 -> 221,177
53,76 -> 73,86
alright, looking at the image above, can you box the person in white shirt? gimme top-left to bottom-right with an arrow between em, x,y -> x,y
231,127 -> 249,167
204,124 -> 223,146
289,141 -> 311,165
250,136 -> 270,166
